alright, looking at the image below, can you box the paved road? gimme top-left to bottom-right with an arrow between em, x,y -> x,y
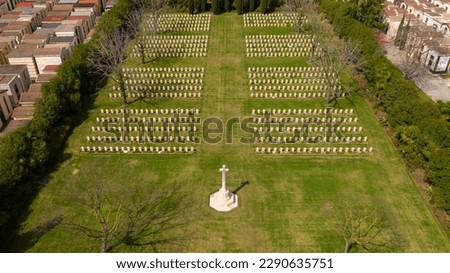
384,41 -> 450,102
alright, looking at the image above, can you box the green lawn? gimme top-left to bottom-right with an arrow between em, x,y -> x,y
13,13 -> 450,253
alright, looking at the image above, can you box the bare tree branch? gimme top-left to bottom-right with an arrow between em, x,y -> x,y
326,202 -> 393,253
88,29 -> 130,105
62,181 -> 195,253
313,39 -> 364,105
283,0 -> 317,33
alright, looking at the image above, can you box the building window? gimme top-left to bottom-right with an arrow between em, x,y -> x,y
14,84 -> 19,95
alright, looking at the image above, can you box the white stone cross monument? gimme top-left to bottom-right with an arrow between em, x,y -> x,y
209,164 -> 238,212
219,165 -> 228,192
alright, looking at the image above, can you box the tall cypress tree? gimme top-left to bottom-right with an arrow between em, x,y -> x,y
201,0 -> 207,12
235,0 -> 243,14
249,0 -> 255,11
399,19 -> 410,50
224,0 -> 232,12
394,14 -> 405,47
188,0 -> 195,14
260,0 -> 268,13
212,0 -> 219,14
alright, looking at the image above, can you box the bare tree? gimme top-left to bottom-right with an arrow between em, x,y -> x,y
283,0 -> 317,33
125,7 -> 147,64
88,29 -> 130,105
313,39 -> 364,105
399,23 -> 440,80
397,53 -> 423,80
146,0 -> 169,33
63,182 -> 194,253
326,202 -> 392,253
302,12 -> 326,63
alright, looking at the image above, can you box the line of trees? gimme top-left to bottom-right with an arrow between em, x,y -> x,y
171,0 -> 282,14
319,0 -> 450,216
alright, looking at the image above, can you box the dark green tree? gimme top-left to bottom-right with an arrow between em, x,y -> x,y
428,148 -> 450,211
201,0 -> 207,11
249,0 -> 256,11
394,14 -> 404,47
260,0 -> 268,13
347,0 -> 384,28
224,0 -> 232,12
188,0 -> 195,13
399,19 -> 410,50
211,0 -> 220,14
235,0 -> 243,14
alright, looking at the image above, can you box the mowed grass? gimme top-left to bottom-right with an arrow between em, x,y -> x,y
13,13 -> 450,253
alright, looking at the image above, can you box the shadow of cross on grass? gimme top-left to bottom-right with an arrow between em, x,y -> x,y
232,181 -> 250,194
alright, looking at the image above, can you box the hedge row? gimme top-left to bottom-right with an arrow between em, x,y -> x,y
0,0 -> 136,247
318,0 -> 450,212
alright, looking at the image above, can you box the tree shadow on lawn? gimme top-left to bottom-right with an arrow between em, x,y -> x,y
10,215 -> 63,252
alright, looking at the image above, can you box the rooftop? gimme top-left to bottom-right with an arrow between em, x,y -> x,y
36,73 -> 56,83
33,47 -> 63,56
11,105 -> 34,120
7,44 -> 40,58
0,75 -> 15,84
20,91 -> 40,104
0,119 -> 29,135
28,83 -> 42,93
0,64 -> 27,75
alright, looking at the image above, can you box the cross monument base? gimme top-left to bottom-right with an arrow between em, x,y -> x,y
209,188 -> 238,212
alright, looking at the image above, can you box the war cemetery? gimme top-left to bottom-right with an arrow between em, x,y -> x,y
1,0 -> 449,253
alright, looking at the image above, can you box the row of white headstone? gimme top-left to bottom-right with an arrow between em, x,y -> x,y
247,47 -> 313,53
145,14 -> 211,32
109,92 -> 202,98
243,13 -> 301,27
251,125 -> 364,133
251,117 -> 358,124
123,78 -> 203,85
246,34 -> 313,40
96,117 -> 200,123
248,66 -> 322,72
91,125 -> 198,132
252,136 -> 368,143
247,52 -> 312,58
248,72 -> 327,78
131,52 -> 207,58
135,43 -> 208,49
250,92 -> 328,98
250,78 -> 327,85
255,146 -> 374,154
123,72 -> 204,79
250,85 -> 328,92
117,85 -> 203,92
141,35 -> 208,42
86,135 -> 199,143
123,67 -> 204,73
99,108 -> 200,115
80,146 -> 195,154
252,108 -> 354,115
